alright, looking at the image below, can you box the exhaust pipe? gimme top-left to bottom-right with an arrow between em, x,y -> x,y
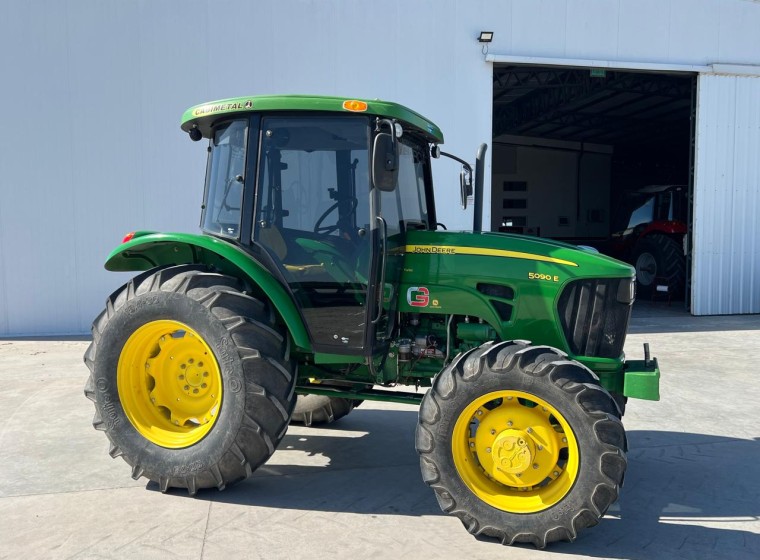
473,143 -> 488,233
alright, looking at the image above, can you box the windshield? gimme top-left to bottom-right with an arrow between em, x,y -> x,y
201,119 -> 247,237
626,195 -> 655,229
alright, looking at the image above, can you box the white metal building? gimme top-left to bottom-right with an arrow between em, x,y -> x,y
1,0 -> 759,336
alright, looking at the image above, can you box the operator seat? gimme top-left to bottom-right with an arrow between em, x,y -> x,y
258,225 -> 336,281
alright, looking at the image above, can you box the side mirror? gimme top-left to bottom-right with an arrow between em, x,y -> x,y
460,166 -> 473,209
372,132 -> 398,191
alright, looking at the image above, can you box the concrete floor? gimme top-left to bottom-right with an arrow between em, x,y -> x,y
1,303 -> 759,559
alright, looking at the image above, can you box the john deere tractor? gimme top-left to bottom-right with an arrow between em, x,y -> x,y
84,95 -> 659,547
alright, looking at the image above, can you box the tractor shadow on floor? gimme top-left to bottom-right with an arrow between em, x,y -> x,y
153,407 -> 442,516
151,409 -> 760,557
549,430 -> 760,558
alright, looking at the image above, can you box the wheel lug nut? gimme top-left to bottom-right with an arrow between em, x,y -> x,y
203,372 -> 209,377
507,421 -> 513,427
537,445 -> 543,451
179,374 -> 185,380
198,362 -> 203,367
527,427 -> 533,433
184,385 -> 190,390
201,383 -> 207,389
486,447 -> 491,453
188,358 -> 194,364
180,364 -> 186,370
193,388 -> 199,394
533,463 -> 539,469
490,429 -> 496,435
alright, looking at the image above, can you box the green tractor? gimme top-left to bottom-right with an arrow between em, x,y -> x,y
84,95 -> 659,547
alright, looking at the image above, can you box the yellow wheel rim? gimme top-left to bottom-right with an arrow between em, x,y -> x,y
117,320 -> 223,449
452,390 -> 579,513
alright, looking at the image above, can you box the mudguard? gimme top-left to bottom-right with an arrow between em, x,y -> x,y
105,232 -> 312,351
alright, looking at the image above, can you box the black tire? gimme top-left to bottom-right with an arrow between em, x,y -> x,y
632,233 -> 685,297
291,394 -> 360,426
83,265 -> 296,494
611,392 -> 628,417
416,341 -> 627,548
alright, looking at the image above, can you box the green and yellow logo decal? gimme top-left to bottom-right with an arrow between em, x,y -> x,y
402,245 -> 578,267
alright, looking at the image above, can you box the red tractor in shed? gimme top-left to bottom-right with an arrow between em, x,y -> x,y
605,185 -> 687,297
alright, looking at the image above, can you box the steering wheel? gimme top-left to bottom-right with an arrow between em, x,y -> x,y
314,198 -> 358,235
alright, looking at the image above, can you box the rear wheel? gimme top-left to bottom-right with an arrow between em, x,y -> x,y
84,265 -> 296,494
291,394 -> 361,426
416,341 -> 626,548
632,233 -> 685,296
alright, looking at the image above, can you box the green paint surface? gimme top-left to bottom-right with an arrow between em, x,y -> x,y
105,233 -> 312,351
181,94 -> 444,143
397,230 -> 633,358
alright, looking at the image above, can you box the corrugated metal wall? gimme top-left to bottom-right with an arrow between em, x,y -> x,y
2,0 -> 760,334
0,0 -> 495,336
692,73 -> 760,314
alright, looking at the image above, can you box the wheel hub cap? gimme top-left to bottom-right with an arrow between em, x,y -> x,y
117,320 -> 223,449
452,390 -> 579,513
636,252 -> 657,285
492,430 -> 533,476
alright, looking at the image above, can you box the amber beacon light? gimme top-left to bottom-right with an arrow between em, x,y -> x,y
342,99 -> 368,112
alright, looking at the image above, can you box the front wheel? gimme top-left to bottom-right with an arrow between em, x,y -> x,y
84,265 -> 296,494
416,341 -> 626,548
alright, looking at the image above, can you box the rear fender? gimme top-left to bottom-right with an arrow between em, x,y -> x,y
105,232 -> 312,351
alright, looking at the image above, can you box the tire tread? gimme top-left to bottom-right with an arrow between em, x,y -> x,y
83,264 -> 295,495
416,340 -> 626,548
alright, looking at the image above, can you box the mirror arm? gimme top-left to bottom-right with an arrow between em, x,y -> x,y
375,118 -> 397,162
439,151 -> 472,175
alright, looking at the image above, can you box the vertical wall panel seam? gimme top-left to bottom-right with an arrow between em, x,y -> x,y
692,73 -> 709,314
64,2 -> 83,334
0,224 -> 8,335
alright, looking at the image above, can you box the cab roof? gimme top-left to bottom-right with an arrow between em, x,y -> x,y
181,94 -> 444,144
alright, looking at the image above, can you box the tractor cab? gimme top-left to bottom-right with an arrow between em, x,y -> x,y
186,97 -> 441,356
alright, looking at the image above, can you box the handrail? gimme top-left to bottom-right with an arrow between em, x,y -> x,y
372,216 -> 388,325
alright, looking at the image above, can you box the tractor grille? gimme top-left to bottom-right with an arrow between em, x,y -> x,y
557,278 -> 634,359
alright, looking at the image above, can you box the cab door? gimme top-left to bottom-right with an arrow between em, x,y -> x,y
253,114 -> 373,353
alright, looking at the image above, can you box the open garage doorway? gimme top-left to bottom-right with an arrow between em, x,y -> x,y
491,65 -> 695,306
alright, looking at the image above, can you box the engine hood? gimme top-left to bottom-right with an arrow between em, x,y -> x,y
402,230 -> 634,278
